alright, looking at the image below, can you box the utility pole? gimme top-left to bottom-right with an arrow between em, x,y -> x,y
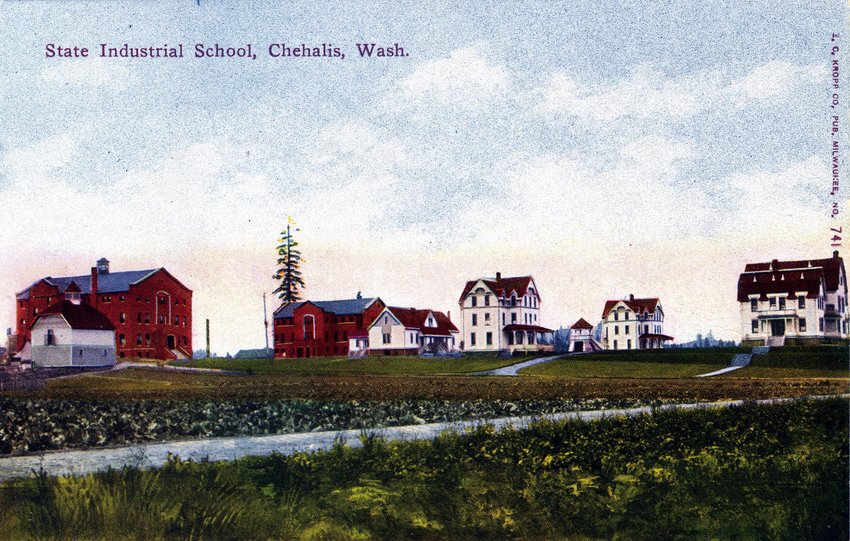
263,292 -> 269,351
206,319 -> 210,359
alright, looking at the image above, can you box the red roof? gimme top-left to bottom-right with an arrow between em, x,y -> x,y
738,253 -> 845,301
571,318 -> 594,330
382,307 -> 459,336
602,297 -> 660,318
459,275 -> 536,303
36,300 -> 115,331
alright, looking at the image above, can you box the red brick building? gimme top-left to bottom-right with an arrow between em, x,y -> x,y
14,258 -> 192,360
272,296 -> 385,358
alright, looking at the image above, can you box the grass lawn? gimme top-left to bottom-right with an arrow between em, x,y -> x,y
181,353 -> 527,376
521,359 -> 725,378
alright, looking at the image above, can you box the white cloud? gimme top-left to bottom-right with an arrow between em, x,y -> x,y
40,59 -> 131,90
2,133 -> 76,177
536,60 -> 822,122
392,44 -> 510,109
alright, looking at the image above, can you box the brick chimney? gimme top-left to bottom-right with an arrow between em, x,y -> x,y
91,267 -> 98,307
496,272 -> 501,281
629,293 -> 635,301
834,250 -> 840,259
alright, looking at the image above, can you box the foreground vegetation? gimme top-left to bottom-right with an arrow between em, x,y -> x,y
0,397 -> 656,455
181,353 -> 528,376
1,398 -> 845,540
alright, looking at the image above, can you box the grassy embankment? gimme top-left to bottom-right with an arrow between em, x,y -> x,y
1,398 -> 846,540
182,352 -> 528,376
521,345 -> 848,379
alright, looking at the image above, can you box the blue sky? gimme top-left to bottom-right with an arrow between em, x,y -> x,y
0,0 -> 846,353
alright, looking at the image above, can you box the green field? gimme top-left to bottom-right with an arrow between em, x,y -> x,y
522,345 -> 848,379
2,398 -> 846,540
182,353 -> 528,376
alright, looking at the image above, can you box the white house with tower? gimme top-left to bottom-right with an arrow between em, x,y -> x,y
458,273 -> 553,353
601,294 -> 672,350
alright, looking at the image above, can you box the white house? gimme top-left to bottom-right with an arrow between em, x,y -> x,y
30,282 -> 116,368
568,318 -> 602,353
458,273 -> 553,353
367,306 -> 459,356
737,251 -> 848,345
601,294 -> 671,351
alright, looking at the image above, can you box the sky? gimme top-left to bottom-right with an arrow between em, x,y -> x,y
0,0 -> 847,354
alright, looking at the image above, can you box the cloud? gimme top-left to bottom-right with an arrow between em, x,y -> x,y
2,133 -> 77,178
536,60 -> 822,122
390,44 -> 511,110
40,59 -> 131,90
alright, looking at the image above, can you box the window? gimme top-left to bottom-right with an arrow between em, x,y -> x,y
614,325 -> 619,335
382,333 -> 391,344
174,316 -> 179,325
769,297 -> 777,308
798,297 -> 805,309
486,332 -> 492,345
625,326 -> 630,335
613,340 -> 618,349
778,297 -> 786,310
627,339 -> 632,350
511,313 -> 517,323
144,313 -> 150,324
145,334 -> 151,346
502,313 -> 505,325
45,329 -> 55,346
158,314 -> 165,324
625,312 -> 630,320
119,312 -> 126,323
119,334 -> 126,346
644,325 -> 649,333
752,320 -> 758,333
471,296 -> 477,307
136,334 -> 142,345
511,295 -> 517,307
484,294 -> 490,307
819,317 -> 824,332
751,299 -> 758,312
484,313 -> 491,324
614,312 -> 619,321
470,332 -> 476,346
159,297 -> 166,305
472,314 -> 477,326
119,295 -> 125,302
800,319 -> 807,332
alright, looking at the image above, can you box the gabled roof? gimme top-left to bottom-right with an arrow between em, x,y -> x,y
273,297 -> 379,319
739,253 -> 845,300
459,275 -> 536,302
16,268 -> 179,300
374,307 -> 459,336
602,297 -> 660,318
35,300 -> 115,331
736,268 -> 825,302
234,348 -> 274,359
571,318 -> 594,330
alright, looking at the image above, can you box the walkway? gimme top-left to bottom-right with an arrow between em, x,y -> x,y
1,395 -> 843,482
695,353 -> 753,378
479,354 -> 565,376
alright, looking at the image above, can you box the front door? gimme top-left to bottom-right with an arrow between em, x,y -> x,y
770,320 -> 785,337
166,335 -> 175,349
574,342 -> 584,352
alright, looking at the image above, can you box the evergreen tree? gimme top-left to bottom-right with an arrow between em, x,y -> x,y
273,218 -> 305,303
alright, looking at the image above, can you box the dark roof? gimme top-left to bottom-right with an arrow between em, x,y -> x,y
602,298 -> 660,318
16,269 -> 165,300
379,307 -> 459,336
503,324 -> 554,333
738,253 -> 845,301
233,348 -> 274,359
35,301 -> 115,331
273,297 -> 378,318
459,275 -> 536,302
571,318 -> 594,330
639,333 -> 674,341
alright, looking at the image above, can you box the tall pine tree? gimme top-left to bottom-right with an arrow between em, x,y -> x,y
273,218 -> 305,303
